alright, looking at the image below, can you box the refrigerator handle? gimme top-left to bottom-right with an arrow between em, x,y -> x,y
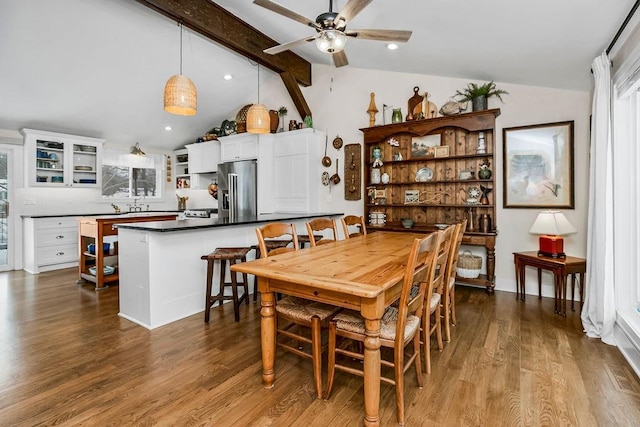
228,173 -> 238,219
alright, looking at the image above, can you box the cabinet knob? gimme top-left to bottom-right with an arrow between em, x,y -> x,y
56,235 -> 64,239
56,252 -> 65,256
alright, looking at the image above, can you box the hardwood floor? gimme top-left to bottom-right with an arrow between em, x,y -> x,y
1,268 -> 639,426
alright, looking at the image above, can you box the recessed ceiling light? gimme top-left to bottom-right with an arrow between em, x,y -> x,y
387,43 -> 399,50
223,74 -> 233,81
164,126 -> 172,131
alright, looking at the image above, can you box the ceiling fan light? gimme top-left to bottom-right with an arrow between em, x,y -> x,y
315,30 -> 346,53
164,74 -> 197,116
246,103 -> 270,134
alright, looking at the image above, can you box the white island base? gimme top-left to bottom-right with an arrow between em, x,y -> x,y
117,215 -> 339,329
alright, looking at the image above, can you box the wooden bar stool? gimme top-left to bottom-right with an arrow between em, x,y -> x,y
297,234 -> 323,248
202,247 -> 251,322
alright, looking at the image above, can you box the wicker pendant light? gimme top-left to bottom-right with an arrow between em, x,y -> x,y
164,23 -> 197,116
247,64 -> 270,134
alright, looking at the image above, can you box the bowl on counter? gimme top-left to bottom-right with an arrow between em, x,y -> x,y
89,265 -> 115,276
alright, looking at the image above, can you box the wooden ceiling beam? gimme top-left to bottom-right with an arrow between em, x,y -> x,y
135,0 -> 312,88
280,72 -> 312,119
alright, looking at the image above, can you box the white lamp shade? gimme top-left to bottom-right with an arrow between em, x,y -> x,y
246,103 -> 270,134
529,210 -> 577,236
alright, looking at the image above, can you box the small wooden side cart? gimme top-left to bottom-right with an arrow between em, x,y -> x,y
78,214 -> 177,290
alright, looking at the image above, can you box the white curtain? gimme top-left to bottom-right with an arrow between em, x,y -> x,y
581,52 -> 616,345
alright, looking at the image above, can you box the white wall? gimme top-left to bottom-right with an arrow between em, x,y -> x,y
300,64 -> 591,297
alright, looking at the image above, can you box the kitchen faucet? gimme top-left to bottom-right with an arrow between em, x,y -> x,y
111,203 -> 121,213
128,197 -> 144,212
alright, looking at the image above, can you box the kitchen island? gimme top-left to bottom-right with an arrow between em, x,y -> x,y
78,213 -> 179,290
116,212 -> 343,329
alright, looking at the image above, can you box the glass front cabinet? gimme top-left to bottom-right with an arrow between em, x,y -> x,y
21,128 -> 104,188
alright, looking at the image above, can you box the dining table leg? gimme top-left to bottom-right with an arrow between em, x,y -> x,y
260,289 -> 276,388
363,317 -> 382,427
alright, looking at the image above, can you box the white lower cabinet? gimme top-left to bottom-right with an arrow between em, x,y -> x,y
23,216 -> 79,273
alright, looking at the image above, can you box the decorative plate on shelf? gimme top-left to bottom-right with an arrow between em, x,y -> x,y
415,167 -> 433,182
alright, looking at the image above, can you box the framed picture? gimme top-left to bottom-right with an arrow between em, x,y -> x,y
459,170 -> 474,180
503,121 -> 575,208
404,190 -> 420,204
411,134 -> 440,158
434,146 -> 450,158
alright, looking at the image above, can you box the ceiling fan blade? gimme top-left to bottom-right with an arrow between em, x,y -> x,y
263,36 -> 317,55
334,0 -> 372,25
332,50 -> 349,68
345,29 -> 412,42
253,0 -> 321,30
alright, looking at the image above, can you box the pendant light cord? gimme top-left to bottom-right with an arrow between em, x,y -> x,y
257,63 -> 260,103
179,22 -> 183,75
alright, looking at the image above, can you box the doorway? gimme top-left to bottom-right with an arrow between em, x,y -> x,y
0,146 -> 13,271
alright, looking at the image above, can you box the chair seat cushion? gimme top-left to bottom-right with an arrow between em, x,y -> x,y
276,296 -> 339,322
333,307 -> 420,341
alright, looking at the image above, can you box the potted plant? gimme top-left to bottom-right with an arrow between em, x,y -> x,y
277,106 -> 287,132
455,81 -> 508,111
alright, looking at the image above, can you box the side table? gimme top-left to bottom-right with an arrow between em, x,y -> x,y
513,251 -> 587,316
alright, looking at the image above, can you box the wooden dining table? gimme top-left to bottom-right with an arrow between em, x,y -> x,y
231,231 -> 429,427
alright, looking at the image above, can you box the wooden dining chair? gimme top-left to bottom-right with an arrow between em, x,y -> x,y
324,232 -> 440,426
255,222 -> 339,399
421,225 -> 454,374
442,219 -> 467,342
305,218 -> 338,247
340,215 -> 367,239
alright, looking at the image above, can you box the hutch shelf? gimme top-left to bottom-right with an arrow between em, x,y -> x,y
361,108 -> 501,293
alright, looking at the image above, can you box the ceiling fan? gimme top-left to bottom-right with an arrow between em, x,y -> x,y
254,0 -> 412,67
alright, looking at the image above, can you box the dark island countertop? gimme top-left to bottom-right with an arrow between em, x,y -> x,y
115,212 -> 344,233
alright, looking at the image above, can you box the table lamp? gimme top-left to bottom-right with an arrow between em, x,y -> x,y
528,210 -> 576,258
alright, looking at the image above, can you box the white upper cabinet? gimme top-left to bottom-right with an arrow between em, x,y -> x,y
219,133 -> 259,162
21,128 -> 104,188
185,140 -> 220,173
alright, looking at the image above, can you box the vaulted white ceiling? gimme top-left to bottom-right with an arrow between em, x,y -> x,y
0,0 -> 634,151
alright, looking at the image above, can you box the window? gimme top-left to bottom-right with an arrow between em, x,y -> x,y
613,66 -> 640,315
102,148 -> 164,198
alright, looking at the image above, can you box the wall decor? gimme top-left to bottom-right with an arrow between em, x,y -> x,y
459,170 -> 474,180
344,143 -> 362,201
411,134 -> 440,158
434,145 -> 450,158
404,190 -> 420,204
503,121 -> 574,208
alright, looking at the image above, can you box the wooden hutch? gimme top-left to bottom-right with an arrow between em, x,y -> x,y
361,109 -> 500,293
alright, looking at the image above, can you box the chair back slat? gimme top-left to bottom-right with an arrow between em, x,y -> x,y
446,219 -> 468,283
306,218 -> 338,246
255,223 -> 299,258
340,215 -> 367,239
395,231 -> 440,349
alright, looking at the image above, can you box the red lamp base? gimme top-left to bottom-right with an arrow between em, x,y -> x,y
538,235 -> 566,258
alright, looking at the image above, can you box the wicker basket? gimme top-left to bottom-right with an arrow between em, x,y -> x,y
457,250 -> 482,278
235,104 -> 253,133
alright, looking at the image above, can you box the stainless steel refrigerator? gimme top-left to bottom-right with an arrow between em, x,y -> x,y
217,159 -> 258,218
